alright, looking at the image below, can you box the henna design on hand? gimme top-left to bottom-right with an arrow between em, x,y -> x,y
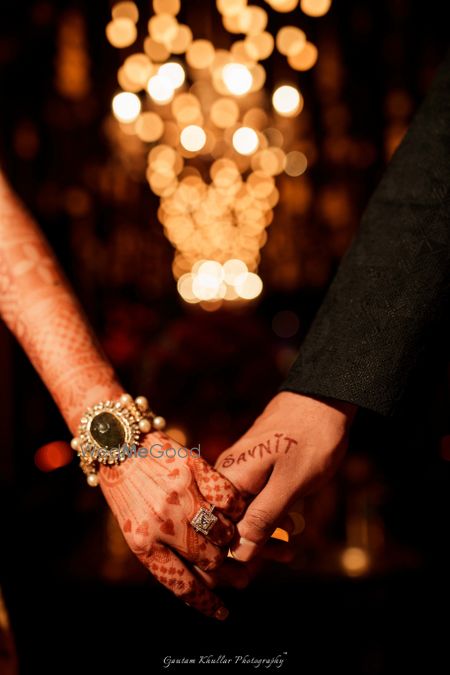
99,432 -> 244,616
0,173 -> 243,618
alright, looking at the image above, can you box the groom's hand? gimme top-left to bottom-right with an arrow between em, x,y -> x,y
215,392 -> 357,561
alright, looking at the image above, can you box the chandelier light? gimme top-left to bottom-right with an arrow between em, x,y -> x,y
106,0 -> 332,308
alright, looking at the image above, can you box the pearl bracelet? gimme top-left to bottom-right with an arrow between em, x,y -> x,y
70,393 -> 166,487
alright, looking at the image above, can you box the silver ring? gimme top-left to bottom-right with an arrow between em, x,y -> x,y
190,505 -> 218,537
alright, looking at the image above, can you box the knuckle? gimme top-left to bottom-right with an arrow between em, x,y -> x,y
244,508 -> 274,536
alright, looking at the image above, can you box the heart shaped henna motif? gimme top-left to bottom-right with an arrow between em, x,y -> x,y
166,490 -> 180,505
160,518 -> 175,536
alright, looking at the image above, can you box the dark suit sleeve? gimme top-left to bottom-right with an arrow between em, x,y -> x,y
280,52 -> 450,416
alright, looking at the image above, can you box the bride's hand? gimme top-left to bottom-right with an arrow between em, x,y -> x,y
99,430 -> 245,619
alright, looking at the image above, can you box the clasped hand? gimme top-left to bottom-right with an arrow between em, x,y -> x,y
100,392 -> 356,619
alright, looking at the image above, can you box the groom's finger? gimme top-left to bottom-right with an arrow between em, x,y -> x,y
143,542 -> 229,620
229,467 -> 294,562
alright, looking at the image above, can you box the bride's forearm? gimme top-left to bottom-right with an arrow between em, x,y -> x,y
0,171 -> 123,434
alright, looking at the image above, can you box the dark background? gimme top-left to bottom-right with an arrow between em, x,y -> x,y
0,0 -> 450,673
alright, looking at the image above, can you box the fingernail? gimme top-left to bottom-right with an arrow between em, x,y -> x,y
230,537 -> 258,562
214,606 -> 229,621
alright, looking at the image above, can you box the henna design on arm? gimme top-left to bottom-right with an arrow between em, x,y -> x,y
0,172 -> 123,433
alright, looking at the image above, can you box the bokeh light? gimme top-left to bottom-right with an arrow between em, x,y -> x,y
300,0 -> 332,17
112,91 -> 141,122
135,112 -> 164,142
186,40 -> 215,69
112,2 -> 139,22
232,127 -> 259,155
276,26 -> 306,56
108,0 -> 326,307
285,151 -> 308,176
288,42 -> 318,71
272,85 -> 303,116
222,63 -> 253,95
236,272 -> 263,299
106,18 -> 137,48
153,0 -> 181,15
158,62 -> 185,88
341,547 -> 370,577
147,73 -> 175,104
35,441 -> 73,472
180,125 -> 207,152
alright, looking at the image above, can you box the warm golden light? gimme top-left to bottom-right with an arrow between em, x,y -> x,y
249,63 -> 266,92
288,42 -> 318,71
192,262 -> 223,300
112,91 -> 141,122
243,107 -> 268,130
222,63 -> 253,96
144,37 -> 170,62
341,547 -> 370,577
267,0 -> 298,11
180,125 -> 207,152
216,0 -> 247,16
123,53 -> 153,89
168,24 -> 193,54
210,98 -> 240,128
148,14 -> 178,43
158,62 -> 185,88
186,40 -> 215,69
223,259 -> 248,285
276,26 -> 306,57
197,260 -> 224,282
252,147 -> 286,175
108,0 -> 326,308
236,272 -> 263,299
177,273 -> 199,303
245,32 -> 274,61
172,93 -> 202,125
112,2 -> 139,23
285,150 -> 307,176
147,74 -> 175,104
238,6 -> 268,35
300,0 -> 332,17
232,127 -> 259,155
272,85 -> 302,116
106,18 -> 137,48
153,0 -> 181,16
135,112 -> 164,142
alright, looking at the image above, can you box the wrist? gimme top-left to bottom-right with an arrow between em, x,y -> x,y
269,391 -> 358,431
65,378 -> 125,436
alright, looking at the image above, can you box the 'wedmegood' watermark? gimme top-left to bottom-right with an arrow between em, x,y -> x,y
80,443 -> 201,460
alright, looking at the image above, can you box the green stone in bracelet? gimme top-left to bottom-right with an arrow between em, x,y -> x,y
89,412 -> 126,450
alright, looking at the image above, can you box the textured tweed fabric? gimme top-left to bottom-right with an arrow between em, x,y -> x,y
281,51 -> 450,416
